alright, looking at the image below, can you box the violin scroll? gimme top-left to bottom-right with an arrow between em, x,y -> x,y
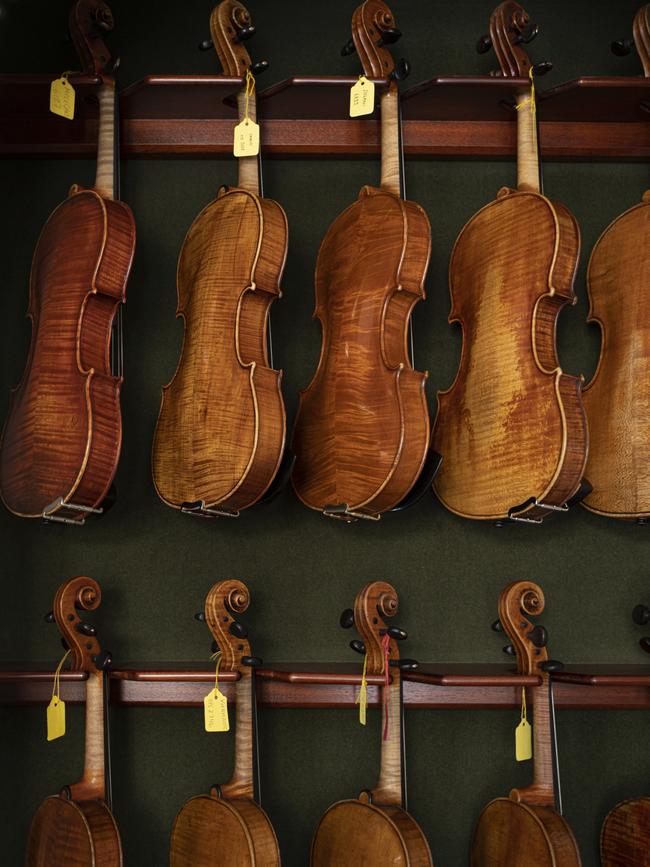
204,579 -> 252,671
478,1 -> 551,79
68,0 -> 115,76
350,0 -> 400,81
633,4 -> 650,77
497,580 -> 550,675
353,581 -> 400,675
210,1 -> 268,77
52,576 -> 105,673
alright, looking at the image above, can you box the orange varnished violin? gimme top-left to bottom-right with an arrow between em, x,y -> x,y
292,0 -> 435,522
0,1 -> 135,526
582,4 -> 650,522
471,580 -> 581,866
311,581 -> 433,865
432,1 -> 588,524
170,579 -> 280,866
599,599 -> 650,866
26,577 -> 120,867
152,1 -> 290,519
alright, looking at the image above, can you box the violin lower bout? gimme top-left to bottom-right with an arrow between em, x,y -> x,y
601,796 -> 650,867
26,795 -> 122,867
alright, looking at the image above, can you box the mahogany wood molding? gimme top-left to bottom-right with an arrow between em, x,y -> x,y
1,663 -> 650,709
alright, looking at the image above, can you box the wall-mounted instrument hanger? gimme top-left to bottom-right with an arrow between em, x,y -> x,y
170,579 -> 279,866
291,0 -> 439,523
432,0 -> 589,525
581,4 -> 650,523
0,0 -> 135,527
599,596 -> 650,865
26,576 -> 120,866
152,0 -> 291,520
471,579 -> 581,866
310,580 -> 433,865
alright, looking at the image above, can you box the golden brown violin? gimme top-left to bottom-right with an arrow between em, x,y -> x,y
471,580 -> 581,867
432,1 -> 588,524
152,1 -> 289,519
311,581 -> 433,866
26,577 -> 120,867
582,4 -> 650,521
170,579 -> 280,866
599,598 -> 650,866
291,0 -> 434,522
0,0 -> 135,526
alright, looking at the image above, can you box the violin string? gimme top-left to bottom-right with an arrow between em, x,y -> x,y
251,668 -> 262,805
397,90 -> 416,370
549,678 -> 563,815
399,674 -> 407,812
111,75 -> 124,380
103,668 -> 114,811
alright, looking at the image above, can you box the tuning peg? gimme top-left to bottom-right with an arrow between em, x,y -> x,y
63,30 -> 71,45
540,659 -> 564,672
340,608 -> 354,629
198,38 -> 213,51
242,655 -> 262,667
527,625 -> 547,648
514,22 -> 539,45
235,24 -> 256,42
390,58 -> 410,82
341,37 -> 356,56
381,626 -> 407,641
75,622 -> 96,637
44,611 -> 55,623
60,638 -> 70,652
350,639 -> 366,655
491,619 -> 503,632
251,60 -> 269,76
378,27 -> 402,46
611,38 -> 634,57
476,34 -> 492,54
211,640 -> 219,654
194,611 -> 206,622
92,650 -> 113,670
94,15 -> 111,32
639,636 -> 650,653
229,621 -> 248,639
532,61 -> 553,76
390,658 -> 418,671
633,604 -> 650,626
503,644 -> 516,655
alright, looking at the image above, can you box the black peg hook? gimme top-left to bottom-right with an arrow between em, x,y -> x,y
532,61 -> 553,76
194,611 -> 206,622
211,639 -> 219,654
611,38 -> 634,57
514,22 -> 539,45
640,636 -> 650,654
341,37 -> 356,56
340,608 -> 354,629
251,60 -> 269,76
476,34 -> 492,54
527,625 -> 548,649
390,658 -> 418,671
242,655 -> 262,667
491,619 -> 503,632
390,58 -> 410,82
381,626 -> 407,641
378,27 -> 402,47
503,644 -> 516,656
633,604 -> 650,626
229,621 -> 248,639
75,622 -> 97,637
235,24 -> 256,43
540,659 -> 564,672
198,38 -> 213,51
44,611 -> 55,623
92,650 -> 112,671
350,639 -> 366,655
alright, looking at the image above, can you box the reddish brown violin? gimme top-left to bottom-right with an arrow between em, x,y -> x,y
0,0 -> 135,525
291,0 -> 434,522
26,577 -> 120,867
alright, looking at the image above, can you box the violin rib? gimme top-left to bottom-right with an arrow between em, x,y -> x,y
152,186 -> 288,512
432,190 -> 587,521
0,188 -> 135,518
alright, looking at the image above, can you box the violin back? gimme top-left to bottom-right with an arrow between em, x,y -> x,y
170,793 -> 280,866
432,189 -> 587,521
152,187 -> 288,512
310,799 -> 433,866
600,797 -> 650,867
292,185 -> 430,516
583,199 -> 650,518
471,798 -> 580,867
0,188 -> 135,518
26,795 -> 122,867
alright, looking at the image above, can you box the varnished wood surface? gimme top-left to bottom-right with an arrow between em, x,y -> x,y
432,189 -> 586,521
26,797 -> 122,867
471,799 -> 580,867
601,798 -> 650,867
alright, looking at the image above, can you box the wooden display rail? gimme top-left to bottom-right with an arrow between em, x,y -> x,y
1,74 -> 649,159
1,663 -> 649,709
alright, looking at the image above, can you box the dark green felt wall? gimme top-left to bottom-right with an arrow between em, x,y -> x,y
1,0 -> 649,865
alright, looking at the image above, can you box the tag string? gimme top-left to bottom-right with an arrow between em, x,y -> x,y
382,633 -> 391,740
210,651 -> 223,692
515,66 -> 536,114
243,68 -> 255,122
521,686 -> 527,722
52,649 -> 71,701
356,651 -> 368,708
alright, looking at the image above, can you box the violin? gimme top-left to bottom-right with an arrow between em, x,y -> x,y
432,1 -> 588,524
152,1 -> 290,519
0,0 -> 135,526
582,4 -> 650,522
599,598 -> 650,866
170,579 -> 280,866
311,581 -> 433,866
471,580 -> 581,866
291,0 -> 435,523
26,577 -> 119,867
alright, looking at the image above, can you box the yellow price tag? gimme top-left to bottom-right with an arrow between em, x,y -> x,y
356,653 -> 368,726
349,75 -> 375,118
233,118 -> 260,157
204,688 -> 229,732
515,688 -> 532,761
50,73 -> 76,120
47,696 -> 66,741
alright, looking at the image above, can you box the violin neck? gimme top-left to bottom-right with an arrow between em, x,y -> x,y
516,82 -> 540,194
380,81 -> 401,197
94,78 -> 116,200
221,668 -> 254,800
237,85 -> 260,196
371,674 -> 403,806
68,669 -> 105,801
510,677 -> 556,808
